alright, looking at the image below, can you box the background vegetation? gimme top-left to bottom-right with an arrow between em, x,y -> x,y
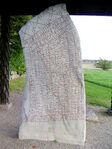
9,16 -> 33,75
84,70 -> 112,108
96,58 -> 112,70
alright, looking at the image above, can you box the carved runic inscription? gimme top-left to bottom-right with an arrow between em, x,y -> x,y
19,4 -> 85,123
19,4 -> 86,145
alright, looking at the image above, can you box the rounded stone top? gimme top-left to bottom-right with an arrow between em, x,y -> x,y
19,3 -> 68,37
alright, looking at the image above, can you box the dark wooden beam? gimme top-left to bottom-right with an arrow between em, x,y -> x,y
0,1 -> 112,16
0,14 -> 10,104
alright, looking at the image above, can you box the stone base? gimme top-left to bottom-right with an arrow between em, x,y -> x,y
19,120 -> 86,145
0,103 -> 12,110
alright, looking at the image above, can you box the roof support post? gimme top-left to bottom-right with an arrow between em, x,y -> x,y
0,14 -> 10,104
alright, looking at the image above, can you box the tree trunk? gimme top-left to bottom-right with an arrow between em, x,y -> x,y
0,14 -> 10,104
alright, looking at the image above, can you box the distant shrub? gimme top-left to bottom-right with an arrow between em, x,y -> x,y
96,59 -> 112,70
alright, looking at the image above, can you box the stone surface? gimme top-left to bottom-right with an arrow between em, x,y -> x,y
86,107 -> 98,122
19,4 -> 86,145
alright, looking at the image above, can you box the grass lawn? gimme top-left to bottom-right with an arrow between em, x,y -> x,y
84,69 -> 112,89
84,69 -> 112,108
85,81 -> 111,108
9,76 -> 25,92
9,70 -> 112,108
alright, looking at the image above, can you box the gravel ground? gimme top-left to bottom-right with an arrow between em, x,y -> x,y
0,92 -> 112,149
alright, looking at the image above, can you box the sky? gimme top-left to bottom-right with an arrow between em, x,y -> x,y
70,15 -> 112,60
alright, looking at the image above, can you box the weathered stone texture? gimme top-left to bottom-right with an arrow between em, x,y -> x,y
19,4 -> 86,145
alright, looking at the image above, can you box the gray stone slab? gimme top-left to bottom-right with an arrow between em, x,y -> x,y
19,4 -> 86,145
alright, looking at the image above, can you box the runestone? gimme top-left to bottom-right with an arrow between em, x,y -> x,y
19,4 -> 86,145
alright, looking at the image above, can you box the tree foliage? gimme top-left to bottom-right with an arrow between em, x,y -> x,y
9,15 -> 33,75
96,58 -> 112,70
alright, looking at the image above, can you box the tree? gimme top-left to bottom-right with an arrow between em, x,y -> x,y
0,14 -> 10,104
96,58 -> 112,70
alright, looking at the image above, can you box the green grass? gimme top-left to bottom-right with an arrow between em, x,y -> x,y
85,81 -> 111,108
9,70 -> 112,108
9,76 -> 25,92
84,69 -> 112,89
84,69 -> 112,108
